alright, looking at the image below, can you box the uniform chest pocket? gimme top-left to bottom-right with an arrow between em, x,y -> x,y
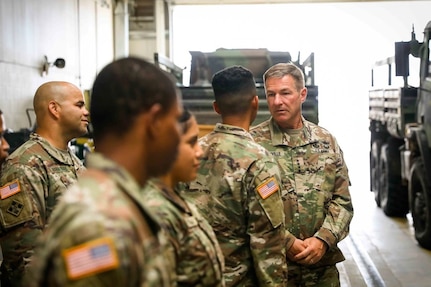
293,153 -> 336,208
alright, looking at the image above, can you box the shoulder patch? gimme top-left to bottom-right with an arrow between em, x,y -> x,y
62,237 -> 119,280
256,177 -> 279,199
0,180 -> 21,199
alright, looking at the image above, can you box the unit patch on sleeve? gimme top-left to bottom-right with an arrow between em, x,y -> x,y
62,237 -> 119,280
0,180 -> 21,199
256,177 -> 279,199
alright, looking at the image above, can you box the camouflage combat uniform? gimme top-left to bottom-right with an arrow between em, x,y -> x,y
250,117 -> 354,287
24,152 -> 174,287
143,179 -> 225,287
0,133 -> 85,286
183,123 -> 288,287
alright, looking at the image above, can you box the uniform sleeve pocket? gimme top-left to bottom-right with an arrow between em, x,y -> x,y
0,192 -> 33,229
258,193 -> 284,229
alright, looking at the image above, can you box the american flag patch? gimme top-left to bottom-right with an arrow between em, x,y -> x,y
63,237 -> 119,280
256,177 -> 279,199
0,180 -> 21,199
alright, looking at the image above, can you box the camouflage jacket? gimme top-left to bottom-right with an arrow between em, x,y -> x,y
183,123 -> 288,287
24,152 -> 174,287
0,133 -> 85,286
250,117 -> 354,267
143,179 -> 225,287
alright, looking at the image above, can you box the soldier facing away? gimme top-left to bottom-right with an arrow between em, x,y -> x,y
24,57 -> 182,287
182,65 -> 288,286
0,81 -> 89,286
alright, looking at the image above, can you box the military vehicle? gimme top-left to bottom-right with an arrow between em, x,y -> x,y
368,21 -> 431,249
155,48 -> 318,136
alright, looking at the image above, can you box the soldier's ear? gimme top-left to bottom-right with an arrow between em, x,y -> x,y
213,101 -> 221,115
300,87 -> 308,103
48,101 -> 61,119
146,103 -> 163,139
251,95 -> 259,110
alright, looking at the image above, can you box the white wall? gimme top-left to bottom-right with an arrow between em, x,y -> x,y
171,1 -> 431,190
130,37 -> 157,62
0,0 -> 114,131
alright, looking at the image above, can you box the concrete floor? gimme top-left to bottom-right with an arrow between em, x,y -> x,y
337,186 -> 431,287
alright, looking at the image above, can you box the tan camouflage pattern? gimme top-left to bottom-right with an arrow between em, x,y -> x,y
250,117 -> 354,283
143,178 -> 225,287
182,123 -> 288,287
0,133 -> 85,286
24,152 -> 174,287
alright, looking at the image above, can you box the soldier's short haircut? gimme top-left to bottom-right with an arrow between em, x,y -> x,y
211,65 -> 257,116
263,62 -> 305,92
90,57 -> 177,141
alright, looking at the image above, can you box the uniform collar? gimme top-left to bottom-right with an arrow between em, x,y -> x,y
85,152 -> 142,197
269,117 -> 315,147
31,132 -> 79,165
214,123 -> 254,141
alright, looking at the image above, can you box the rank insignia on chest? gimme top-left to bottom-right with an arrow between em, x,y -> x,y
256,177 -> 279,199
62,237 -> 119,280
0,180 -> 21,199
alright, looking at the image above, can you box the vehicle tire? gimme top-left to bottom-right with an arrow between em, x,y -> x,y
370,139 -> 382,206
379,141 -> 409,217
408,159 -> 431,250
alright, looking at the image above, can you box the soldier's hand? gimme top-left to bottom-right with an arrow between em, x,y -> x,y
294,237 -> 327,265
287,238 -> 307,261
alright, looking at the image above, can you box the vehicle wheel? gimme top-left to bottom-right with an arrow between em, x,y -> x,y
370,139 -> 382,206
409,159 -> 431,250
379,142 -> 409,217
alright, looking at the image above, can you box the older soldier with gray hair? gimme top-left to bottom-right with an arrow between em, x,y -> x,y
25,57 -> 182,287
183,65 -> 288,286
251,62 -> 354,286
0,82 -> 89,286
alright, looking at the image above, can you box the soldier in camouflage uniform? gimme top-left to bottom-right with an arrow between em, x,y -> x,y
0,81 -> 89,286
143,109 -> 225,287
250,63 -> 354,287
24,57 -> 181,287
182,66 -> 288,287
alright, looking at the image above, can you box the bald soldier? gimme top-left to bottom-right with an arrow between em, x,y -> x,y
0,81 -> 89,286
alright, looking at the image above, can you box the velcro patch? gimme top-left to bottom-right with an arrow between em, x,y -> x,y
0,180 -> 21,199
62,237 -> 119,280
256,177 -> 279,199
7,199 -> 24,217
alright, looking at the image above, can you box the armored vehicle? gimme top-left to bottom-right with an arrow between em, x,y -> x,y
368,21 -> 431,249
155,48 -> 318,136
